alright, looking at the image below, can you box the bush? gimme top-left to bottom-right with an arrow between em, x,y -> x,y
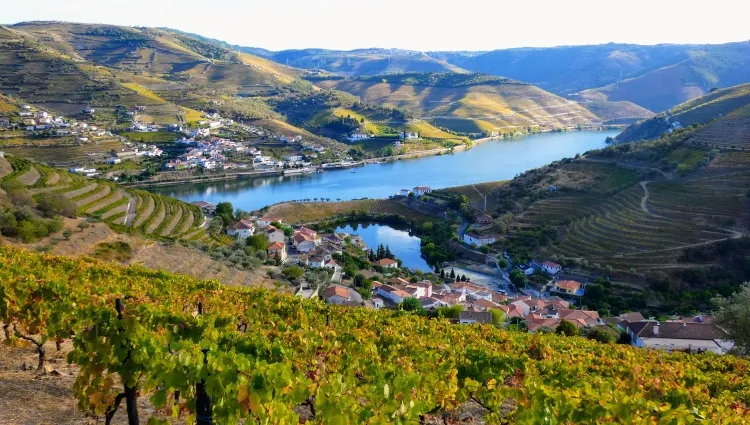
282,265 -> 304,281
584,326 -> 620,344
36,193 -> 77,218
556,320 -> 579,337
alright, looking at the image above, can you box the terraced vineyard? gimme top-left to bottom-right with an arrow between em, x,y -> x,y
1,157 -> 208,241
512,156 -> 748,272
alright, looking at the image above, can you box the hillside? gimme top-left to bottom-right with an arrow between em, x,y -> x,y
2,245 -> 750,424
314,72 -> 604,134
616,83 -> 750,143
258,42 -> 750,113
264,48 -> 468,76
0,156 -> 209,241
576,43 -> 750,112
438,121 -> 750,315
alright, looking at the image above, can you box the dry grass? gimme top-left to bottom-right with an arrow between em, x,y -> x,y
264,199 -> 435,225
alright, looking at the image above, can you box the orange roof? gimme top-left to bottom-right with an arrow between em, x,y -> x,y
473,299 -> 500,310
293,233 -> 313,243
555,280 -> 582,292
322,285 -> 350,300
374,258 -> 397,266
268,241 -> 285,250
543,261 -> 561,268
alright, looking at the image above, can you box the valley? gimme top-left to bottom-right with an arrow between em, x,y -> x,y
1,15 -> 750,425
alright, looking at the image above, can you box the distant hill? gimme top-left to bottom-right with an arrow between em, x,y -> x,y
313,72 -> 603,134
265,48 -> 467,76
576,43 -> 750,112
616,83 -> 750,143
252,42 -> 750,113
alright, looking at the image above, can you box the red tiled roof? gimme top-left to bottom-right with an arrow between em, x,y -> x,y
322,285 -> 350,300
268,241 -> 285,250
374,258 -> 397,266
543,261 -> 561,269
555,280 -> 582,292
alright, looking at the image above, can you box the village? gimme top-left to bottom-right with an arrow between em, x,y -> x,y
193,199 -> 736,356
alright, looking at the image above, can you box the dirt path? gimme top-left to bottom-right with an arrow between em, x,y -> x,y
133,196 -> 154,227
0,155 -> 13,179
161,205 -> 183,236
123,192 -> 137,226
146,200 -> 166,234
17,167 -> 40,186
63,183 -> 98,199
45,172 -> 60,186
639,181 -> 659,217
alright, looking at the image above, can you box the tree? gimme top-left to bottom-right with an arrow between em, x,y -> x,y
37,193 -> 77,218
449,268 -> 456,279
489,308 -> 506,325
77,221 -> 90,232
62,229 -> 73,240
246,233 -> 269,251
400,297 -> 424,314
714,284 -> 750,354
353,274 -> 366,288
510,269 -> 527,289
282,265 -> 304,281
440,269 -> 445,279
584,326 -> 619,344
497,258 -> 508,269
215,202 -> 234,225
556,319 -> 579,337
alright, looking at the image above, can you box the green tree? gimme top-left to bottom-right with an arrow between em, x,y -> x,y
282,265 -> 304,281
77,221 -> 90,232
497,258 -> 508,268
510,269 -> 527,288
246,233 -> 269,251
584,326 -> 619,344
215,202 -> 234,225
714,284 -> 750,354
489,308 -> 506,325
556,319 -> 579,337
400,297 -> 424,314
62,229 -> 73,240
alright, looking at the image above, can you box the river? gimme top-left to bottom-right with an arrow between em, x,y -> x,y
335,223 -> 431,272
148,130 -> 618,211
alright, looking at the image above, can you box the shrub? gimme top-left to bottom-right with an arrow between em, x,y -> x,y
584,326 -> 620,344
36,193 -> 77,218
556,320 -> 579,337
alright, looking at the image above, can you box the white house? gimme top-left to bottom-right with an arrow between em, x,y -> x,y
542,261 -> 562,275
106,157 -> 122,165
256,217 -> 281,228
265,227 -> 286,244
227,220 -> 255,239
625,321 -> 734,354
463,233 -> 496,247
373,258 -> 398,269
308,256 -> 326,268
376,285 -> 411,304
398,189 -> 411,196
400,131 -> 419,140
372,298 -> 384,309
412,186 -> 431,197
347,132 -> 370,142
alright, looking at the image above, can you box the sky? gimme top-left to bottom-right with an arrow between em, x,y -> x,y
3,0 -> 748,51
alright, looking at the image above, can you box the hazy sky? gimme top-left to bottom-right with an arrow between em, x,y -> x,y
4,0 -> 748,51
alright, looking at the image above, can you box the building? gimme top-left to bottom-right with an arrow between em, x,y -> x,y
459,311 -> 493,325
227,220 -> 255,239
371,298 -> 384,309
347,132 -> 370,141
257,217 -> 282,228
551,280 -> 584,297
376,285 -> 412,304
191,201 -> 216,215
400,131 -> 419,140
309,256 -> 326,268
625,321 -> 734,354
542,261 -> 562,275
475,214 -> 493,226
267,241 -> 287,263
293,234 -> 317,253
265,226 -> 286,244
321,285 -> 362,305
106,157 -> 122,165
412,186 -> 431,197
398,189 -> 411,196
373,258 -> 398,269
463,233 -> 496,247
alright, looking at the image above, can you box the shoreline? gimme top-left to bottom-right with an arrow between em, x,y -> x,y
128,128 -> 615,188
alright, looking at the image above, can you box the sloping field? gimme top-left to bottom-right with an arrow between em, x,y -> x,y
315,78 -> 600,133
264,199 -> 435,225
1,157 -> 206,240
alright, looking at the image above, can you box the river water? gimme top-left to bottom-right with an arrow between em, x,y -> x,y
335,223 -> 431,272
148,130 -> 618,211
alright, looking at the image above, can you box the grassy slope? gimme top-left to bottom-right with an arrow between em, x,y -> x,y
616,83 -> 750,143
315,77 -> 600,134
577,45 -> 750,112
